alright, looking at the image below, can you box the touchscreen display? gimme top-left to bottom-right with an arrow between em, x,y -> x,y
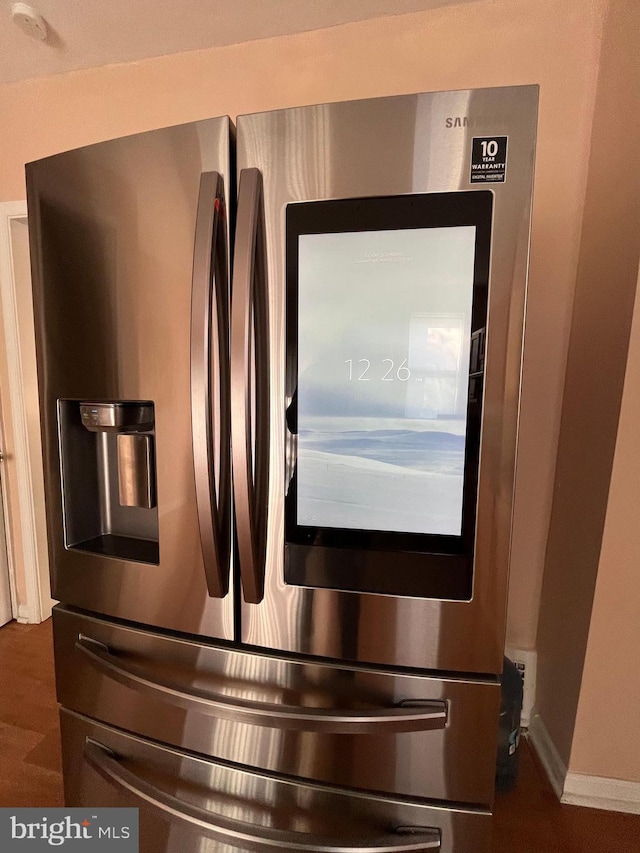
296,226 -> 476,537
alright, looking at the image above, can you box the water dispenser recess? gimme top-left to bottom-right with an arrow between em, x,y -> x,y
58,400 -> 159,564
117,434 -> 156,509
79,401 -> 154,433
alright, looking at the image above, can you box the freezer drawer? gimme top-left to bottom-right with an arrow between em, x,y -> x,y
61,709 -> 491,853
54,607 -> 500,806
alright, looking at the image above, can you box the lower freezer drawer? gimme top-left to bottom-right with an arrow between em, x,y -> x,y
54,607 -> 500,805
61,709 -> 492,853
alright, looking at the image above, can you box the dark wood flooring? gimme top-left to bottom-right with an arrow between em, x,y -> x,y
0,619 -> 63,806
1,618 -> 639,850
494,735 -> 640,851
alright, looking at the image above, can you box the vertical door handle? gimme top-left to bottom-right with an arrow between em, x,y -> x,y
230,168 -> 270,604
190,172 -> 231,597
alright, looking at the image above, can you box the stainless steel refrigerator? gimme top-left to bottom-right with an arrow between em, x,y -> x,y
26,86 -> 537,853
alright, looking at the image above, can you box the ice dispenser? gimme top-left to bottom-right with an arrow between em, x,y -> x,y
58,400 -> 159,563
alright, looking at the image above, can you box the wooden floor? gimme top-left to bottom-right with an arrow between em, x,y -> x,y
1,618 -> 639,851
493,738 -> 640,851
0,619 -> 63,806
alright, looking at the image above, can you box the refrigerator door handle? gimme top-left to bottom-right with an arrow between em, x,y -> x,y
191,171 -> 231,598
85,739 -> 441,851
230,167 -> 270,604
75,636 -> 448,733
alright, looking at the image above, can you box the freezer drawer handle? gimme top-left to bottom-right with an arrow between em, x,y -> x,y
76,636 -> 448,734
84,738 -> 441,851
190,171 -> 231,598
230,167 -> 270,604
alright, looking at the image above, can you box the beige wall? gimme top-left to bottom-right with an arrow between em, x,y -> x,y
0,0 -> 606,644
567,2 -> 640,781
569,261 -> 640,782
535,0 -> 640,771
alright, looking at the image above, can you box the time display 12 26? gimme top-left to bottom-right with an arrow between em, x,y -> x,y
345,358 -> 411,382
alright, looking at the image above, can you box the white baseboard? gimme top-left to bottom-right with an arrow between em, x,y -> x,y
15,602 -> 33,624
563,772 -> 640,814
528,716 -> 640,815
528,713 -> 567,798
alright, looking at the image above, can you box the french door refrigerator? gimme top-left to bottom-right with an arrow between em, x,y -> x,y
26,85 -> 537,853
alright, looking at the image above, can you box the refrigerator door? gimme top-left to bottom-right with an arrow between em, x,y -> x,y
235,88 -> 537,674
27,119 -> 234,639
61,709 -> 492,853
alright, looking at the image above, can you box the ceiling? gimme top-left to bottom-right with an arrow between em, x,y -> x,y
1,0 -> 472,85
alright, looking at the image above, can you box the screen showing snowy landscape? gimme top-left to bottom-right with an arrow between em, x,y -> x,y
296,226 -> 476,537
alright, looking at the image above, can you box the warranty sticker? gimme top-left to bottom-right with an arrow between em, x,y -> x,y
470,136 -> 508,183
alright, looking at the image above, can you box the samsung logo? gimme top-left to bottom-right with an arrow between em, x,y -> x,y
445,116 -> 502,129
